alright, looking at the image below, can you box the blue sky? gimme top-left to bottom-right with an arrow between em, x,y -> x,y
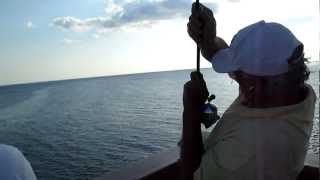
0,0 -> 319,85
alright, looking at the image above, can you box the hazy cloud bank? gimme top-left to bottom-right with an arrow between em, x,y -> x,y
53,0 -> 218,32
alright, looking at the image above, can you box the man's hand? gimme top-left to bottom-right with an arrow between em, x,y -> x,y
187,3 -> 217,60
181,71 -> 207,180
187,3 -> 229,61
183,71 -> 209,112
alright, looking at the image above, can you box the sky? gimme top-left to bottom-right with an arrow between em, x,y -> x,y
0,0 -> 319,85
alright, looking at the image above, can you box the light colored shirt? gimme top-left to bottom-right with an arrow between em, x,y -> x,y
194,85 -> 316,180
0,144 -> 37,180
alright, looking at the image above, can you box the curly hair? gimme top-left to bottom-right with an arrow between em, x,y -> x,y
286,44 -> 310,86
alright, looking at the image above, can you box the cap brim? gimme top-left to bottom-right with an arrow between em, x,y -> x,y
211,48 -> 240,73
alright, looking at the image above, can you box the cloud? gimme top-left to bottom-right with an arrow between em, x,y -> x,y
92,34 -> 101,39
53,0 -> 218,32
62,38 -> 80,44
26,21 -> 34,29
53,17 -> 92,32
285,16 -> 316,25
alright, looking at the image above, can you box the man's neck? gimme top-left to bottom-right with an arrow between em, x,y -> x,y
241,86 -> 308,108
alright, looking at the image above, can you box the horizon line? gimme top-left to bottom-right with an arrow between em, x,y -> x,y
1,61 -> 319,88
0,67 -> 213,88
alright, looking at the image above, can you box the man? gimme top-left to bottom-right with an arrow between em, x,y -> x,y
0,144 -> 37,180
180,3 -> 316,180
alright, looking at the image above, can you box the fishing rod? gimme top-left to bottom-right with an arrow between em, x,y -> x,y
196,0 -> 200,72
194,0 -> 220,128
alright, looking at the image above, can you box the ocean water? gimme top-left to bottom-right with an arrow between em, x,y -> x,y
0,65 -> 318,180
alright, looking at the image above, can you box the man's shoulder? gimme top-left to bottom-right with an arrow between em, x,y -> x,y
0,144 -> 37,180
0,144 -> 22,158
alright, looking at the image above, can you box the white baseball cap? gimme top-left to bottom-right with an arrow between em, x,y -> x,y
211,20 -> 302,76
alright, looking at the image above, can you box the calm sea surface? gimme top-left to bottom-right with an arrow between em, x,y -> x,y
0,65 -> 318,180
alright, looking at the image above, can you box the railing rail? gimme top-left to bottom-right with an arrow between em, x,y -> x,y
95,146 -> 319,180
95,147 -> 180,180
